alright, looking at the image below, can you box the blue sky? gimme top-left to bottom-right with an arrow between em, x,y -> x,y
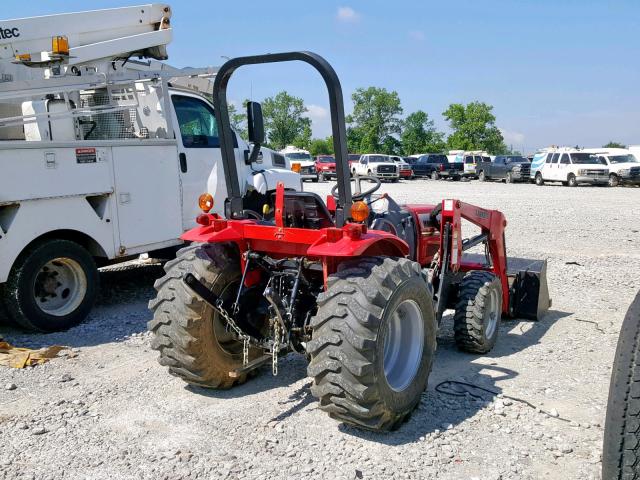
4,1 -> 640,152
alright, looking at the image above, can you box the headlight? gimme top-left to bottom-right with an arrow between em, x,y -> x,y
577,169 -> 586,175
310,166 -> 316,173
512,165 -> 521,171
619,168 -> 631,176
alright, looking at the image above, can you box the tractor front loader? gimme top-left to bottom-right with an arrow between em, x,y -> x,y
148,51 -> 551,431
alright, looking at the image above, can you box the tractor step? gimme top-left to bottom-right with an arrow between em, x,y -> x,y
228,354 -> 271,378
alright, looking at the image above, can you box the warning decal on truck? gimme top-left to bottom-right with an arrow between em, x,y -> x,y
76,148 -> 97,164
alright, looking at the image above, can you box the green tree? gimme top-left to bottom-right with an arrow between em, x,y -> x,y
603,141 -> 627,149
308,136 -> 334,156
442,102 -> 506,154
401,110 -> 446,155
227,101 -> 249,140
261,91 -> 310,150
347,87 -> 403,153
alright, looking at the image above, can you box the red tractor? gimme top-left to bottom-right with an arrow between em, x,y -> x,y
148,52 -> 550,431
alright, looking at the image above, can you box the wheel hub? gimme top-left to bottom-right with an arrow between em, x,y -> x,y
34,258 -> 87,316
383,299 -> 425,392
484,288 -> 500,339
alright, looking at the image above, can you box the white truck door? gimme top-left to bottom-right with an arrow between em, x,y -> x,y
558,153 -> 571,182
112,144 -> 183,252
170,93 -> 229,228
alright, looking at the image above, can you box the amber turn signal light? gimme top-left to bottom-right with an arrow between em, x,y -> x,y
52,36 -> 69,56
350,201 -> 370,223
291,162 -> 301,173
198,193 -> 214,213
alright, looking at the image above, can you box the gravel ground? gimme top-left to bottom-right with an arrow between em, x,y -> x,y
1,179 -> 639,480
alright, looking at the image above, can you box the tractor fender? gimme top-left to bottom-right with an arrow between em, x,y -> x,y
307,231 -> 409,258
181,221 -> 249,252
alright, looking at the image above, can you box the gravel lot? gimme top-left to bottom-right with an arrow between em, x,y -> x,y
1,179 -> 639,480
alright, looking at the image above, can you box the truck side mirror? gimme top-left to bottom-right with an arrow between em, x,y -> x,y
247,101 -> 265,145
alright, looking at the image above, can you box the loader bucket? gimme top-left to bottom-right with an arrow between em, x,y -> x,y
507,257 -> 552,321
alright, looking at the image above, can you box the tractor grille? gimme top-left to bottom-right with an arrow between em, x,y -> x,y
377,165 -> 397,174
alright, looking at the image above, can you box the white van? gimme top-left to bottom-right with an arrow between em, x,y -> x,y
450,150 -> 490,178
280,145 -> 318,182
582,148 -> 640,186
530,147 -> 609,187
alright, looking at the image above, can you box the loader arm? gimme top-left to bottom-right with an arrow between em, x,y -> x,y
439,199 -> 509,314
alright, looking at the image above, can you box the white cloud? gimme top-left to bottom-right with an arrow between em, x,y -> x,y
500,128 -> 525,146
408,30 -> 425,41
305,104 -> 332,138
336,6 -> 360,23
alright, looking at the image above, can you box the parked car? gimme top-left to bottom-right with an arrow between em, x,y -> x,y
410,154 -> 464,180
352,154 -> 399,181
315,155 -> 337,181
281,145 -> 318,182
390,155 -> 413,179
530,148 -> 609,186
477,155 -> 532,183
582,148 -> 640,187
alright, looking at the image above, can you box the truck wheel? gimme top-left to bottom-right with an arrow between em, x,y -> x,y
431,171 -> 439,181
478,170 -> 486,182
308,257 -> 437,431
609,174 -> 620,187
4,239 -> 98,332
148,243 -> 260,389
535,172 -> 544,186
603,292 -> 640,480
453,271 -> 502,354
567,174 -> 578,187
319,173 -> 325,182
505,172 -> 514,183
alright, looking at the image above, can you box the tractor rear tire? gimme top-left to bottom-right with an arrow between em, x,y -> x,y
453,271 -> 502,354
602,291 -> 640,480
148,243 -> 260,389
307,257 -> 437,431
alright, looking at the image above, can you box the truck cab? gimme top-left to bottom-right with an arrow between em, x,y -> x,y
281,145 -> 318,182
530,148 -> 609,187
353,154 -> 400,181
582,148 -> 640,187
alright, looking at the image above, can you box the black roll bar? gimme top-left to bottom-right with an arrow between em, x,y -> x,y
212,51 -> 352,227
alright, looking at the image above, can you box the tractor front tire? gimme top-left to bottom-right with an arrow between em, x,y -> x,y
148,243 -> 260,389
308,257 -> 437,431
454,271 -> 502,354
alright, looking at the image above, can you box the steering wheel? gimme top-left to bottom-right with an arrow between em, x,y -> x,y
331,175 -> 381,202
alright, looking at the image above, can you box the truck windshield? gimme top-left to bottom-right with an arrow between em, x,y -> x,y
286,153 -> 312,161
609,155 -> 637,164
430,155 -> 448,163
505,156 -> 526,163
369,155 -> 393,163
570,153 -> 602,165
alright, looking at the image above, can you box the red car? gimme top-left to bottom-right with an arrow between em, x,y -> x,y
315,155 -> 336,181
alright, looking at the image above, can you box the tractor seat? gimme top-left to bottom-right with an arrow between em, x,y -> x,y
270,191 -> 335,229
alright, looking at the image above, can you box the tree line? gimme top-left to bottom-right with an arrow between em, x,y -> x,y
230,87 -> 511,157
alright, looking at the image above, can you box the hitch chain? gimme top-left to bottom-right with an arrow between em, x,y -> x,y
272,322 -> 280,376
215,298 -> 249,366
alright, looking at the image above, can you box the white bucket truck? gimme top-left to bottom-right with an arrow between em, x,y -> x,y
0,4 -> 300,331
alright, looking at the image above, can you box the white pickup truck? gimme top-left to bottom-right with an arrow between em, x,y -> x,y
530,147 -> 609,187
280,145 -> 318,182
582,148 -> 640,187
0,4 -> 299,332
352,154 -> 399,181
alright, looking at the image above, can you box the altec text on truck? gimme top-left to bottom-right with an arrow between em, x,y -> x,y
0,4 -> 300,332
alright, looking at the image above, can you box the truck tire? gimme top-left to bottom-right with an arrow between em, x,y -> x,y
609,174 -> 620,187
603,292 -> 640,480
478,170 -> 486,182
307,257 -> 437,431
4,239 -> 98,332
431,171 -> 439,181
535,172 -> 544,186
567,173 -> 578,187
505,172 -> 514,183
453,271 -> 502,354
148,243 -> 260,389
